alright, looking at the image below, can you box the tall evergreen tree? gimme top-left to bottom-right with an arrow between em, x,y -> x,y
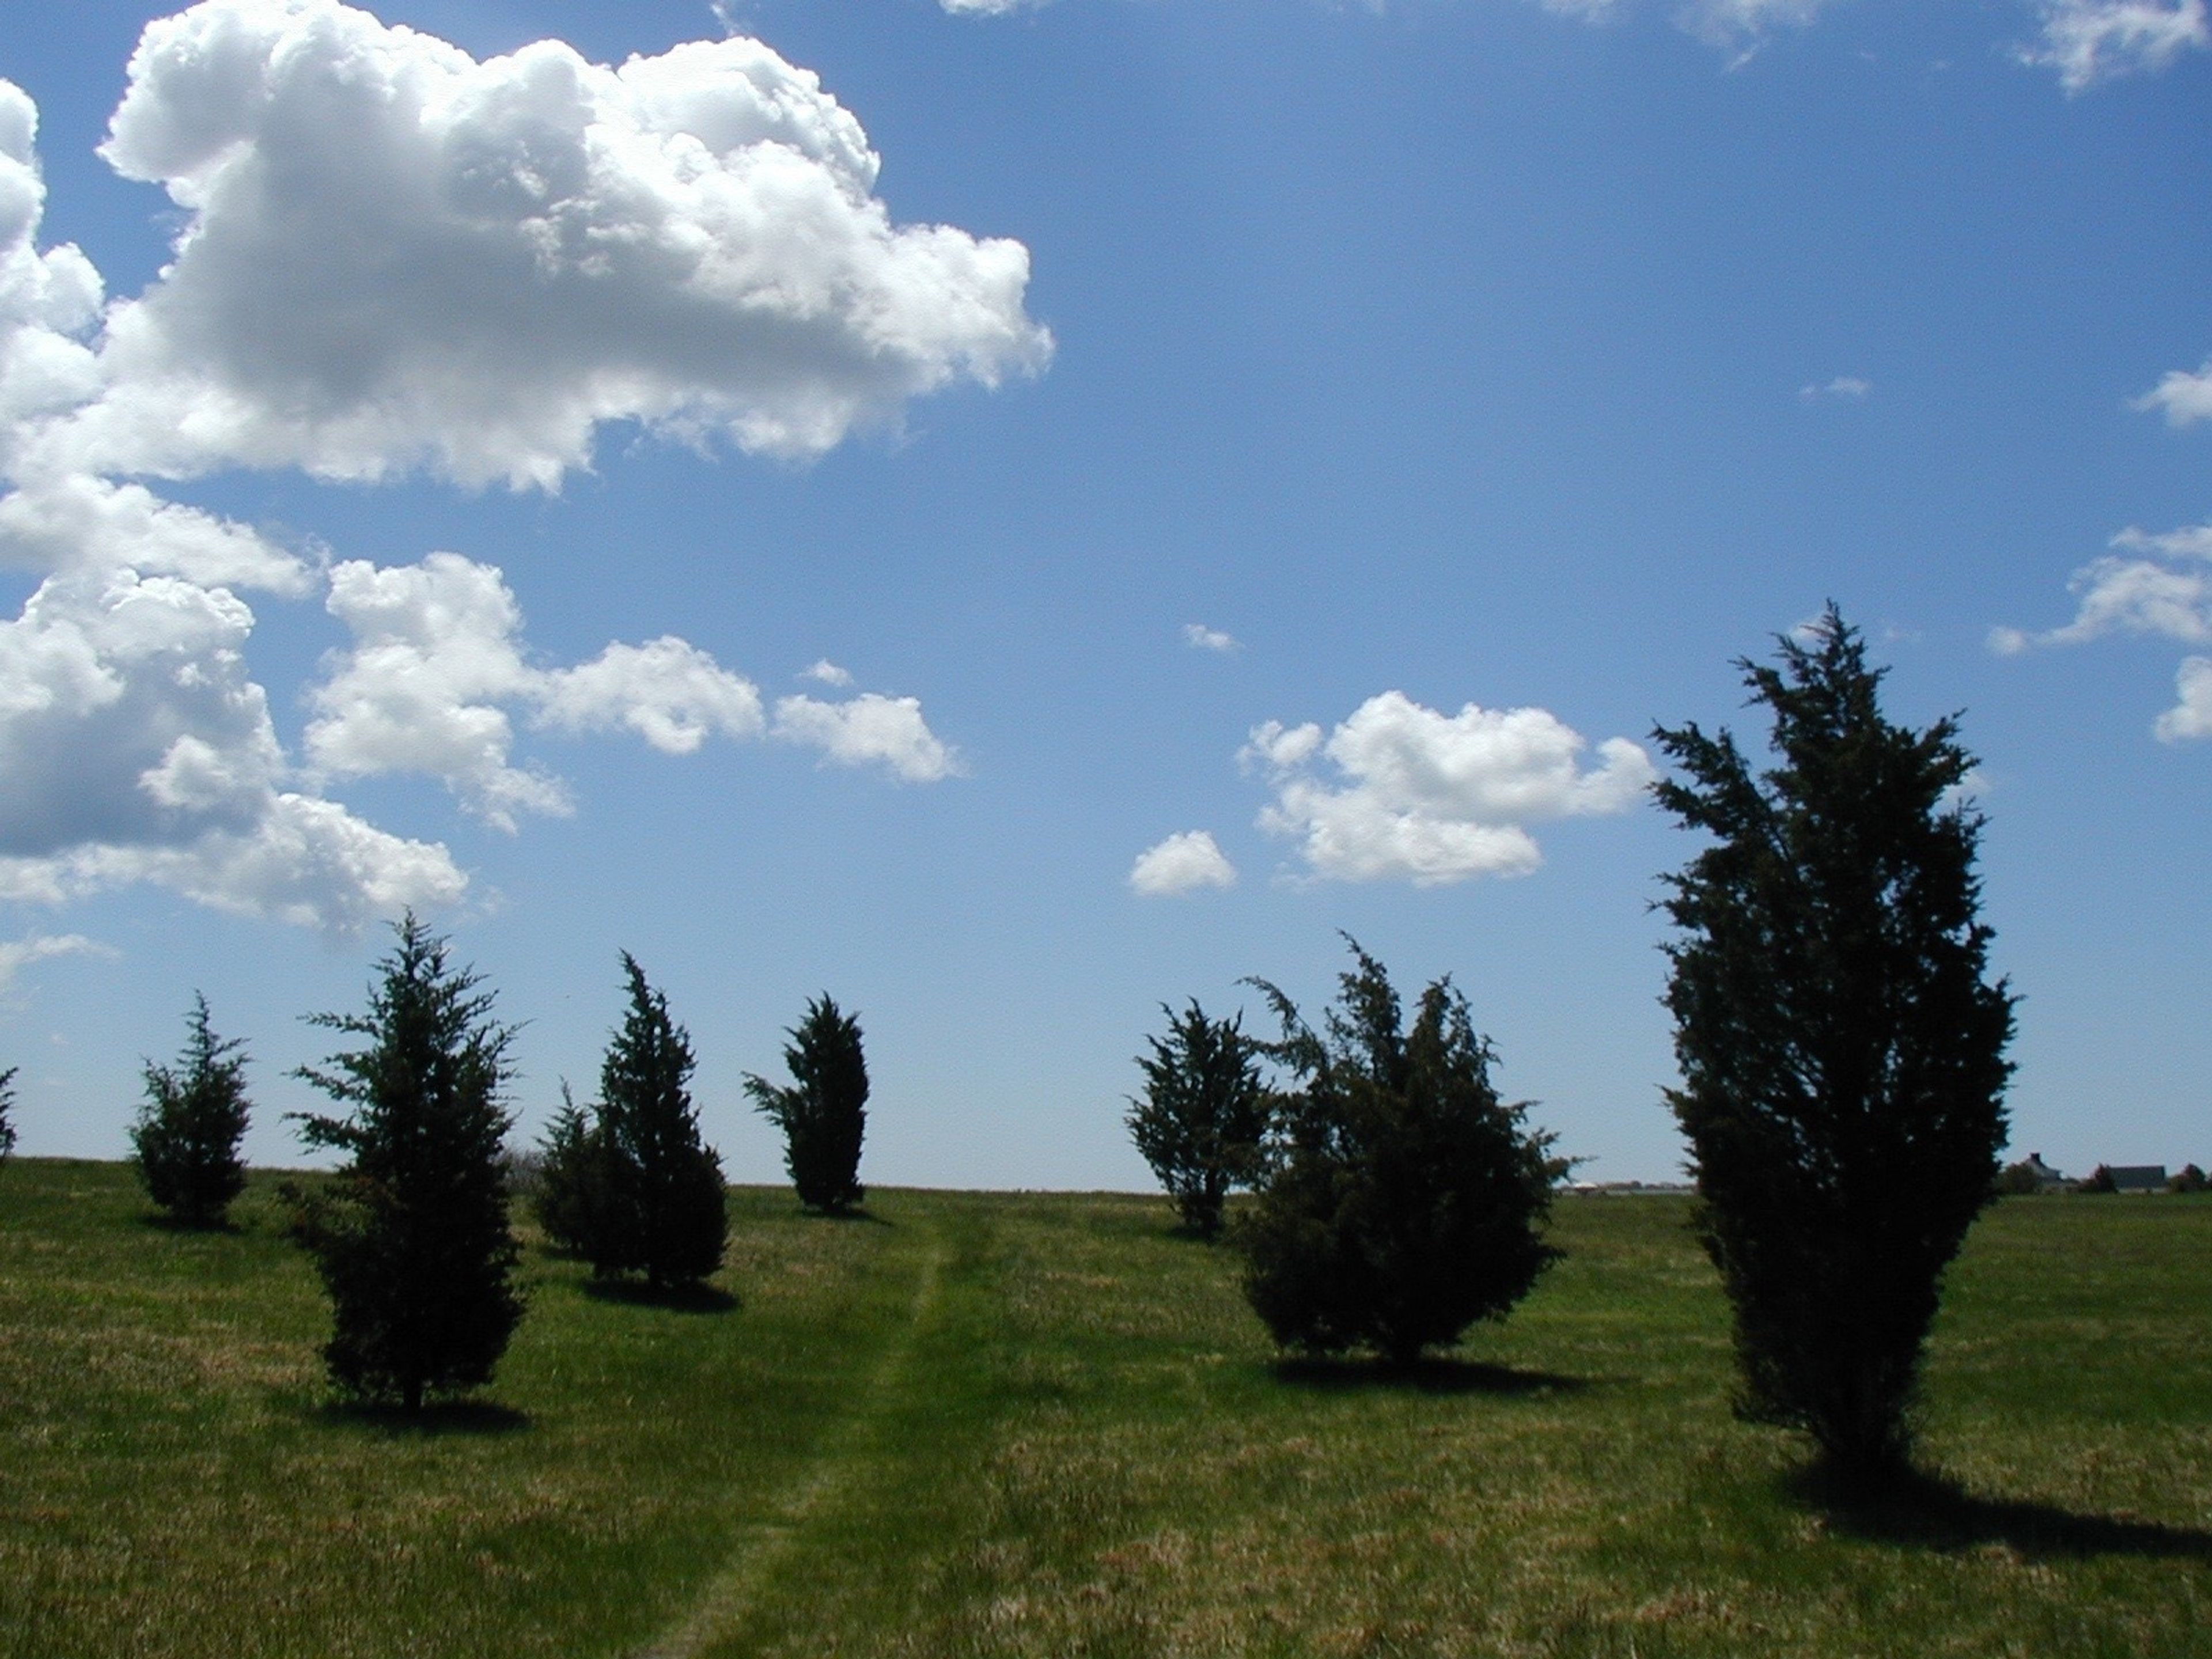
1238,941 -> 1559,1366
1127,1000 -> 1268,1239
131,994 -> 252,1228
586,955 -> 727,1287
290,915 -> 524,1412
746,995 -> 869,1214
1654,609 -> 2014,1484
0,1066 -> 15,1168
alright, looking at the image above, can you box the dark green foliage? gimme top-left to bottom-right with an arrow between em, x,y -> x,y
1654,609 -> 2015,1484
130,994 -> 251,1228
571,955 -> 727,1287
2169,1164 -> 2207,1194
289,915 -> 524,1412
1995,1159 -> 2043,1198
0,1066 -> 14,1166
531,1082 -> 609,1256
2079,1164 -> 2118,1195
1127,1001 -> 1268,1238
1236,940 -> 1559,1366
746,995 -> 869,1214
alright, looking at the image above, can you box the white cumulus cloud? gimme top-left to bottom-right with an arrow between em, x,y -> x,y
0,563 -> 464,927
1240,691 -> 1653,885
23,0 -> 1050,491
2138,359 -> 2212,426
308,552 -> 953,819
1182,623 -> 1240,654
2022,1 -> 2209,92
1129,830 -> 1237,897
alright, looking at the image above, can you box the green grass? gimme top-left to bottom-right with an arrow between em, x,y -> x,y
3,1163 -> 2210,1657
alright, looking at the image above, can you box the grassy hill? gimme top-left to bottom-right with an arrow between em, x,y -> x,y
2,1160 -> 2209,1657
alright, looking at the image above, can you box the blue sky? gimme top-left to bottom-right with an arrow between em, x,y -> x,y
1,0 -> 2207,1188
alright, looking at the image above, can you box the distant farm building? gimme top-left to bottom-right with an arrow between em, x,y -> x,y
2109,1165 -> 2167,1194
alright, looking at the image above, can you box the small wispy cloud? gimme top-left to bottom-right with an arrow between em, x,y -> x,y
803,659 -> 855,687
0,934 -> 114,997
1182,623 -> 1240,654
1800,376 -> 1872,401
2020,1 -> 2209,94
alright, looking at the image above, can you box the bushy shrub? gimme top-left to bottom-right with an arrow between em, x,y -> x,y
131,994 -> 252,1228
1237,940 -> 1559,1367
1654,610 -> 2014,1485
289,915 -> 524,1411
574,956 -> 728,1288
1128,1001 -> 1268,1239
1995,1159 -> 2043,1197
2079,1164 -> 2118,1195
2169,1164 -> 2208,1194
747,996 -> 869,1214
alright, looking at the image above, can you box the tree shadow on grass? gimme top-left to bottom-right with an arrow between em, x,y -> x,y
316,1398 -> 532,1438
580,1278 -> 739,1314
140,1213 -> 241,1235
804,1205 -> 892,1225
1272,1354 -> 1590,1397
1787,1464 -> 2212,1563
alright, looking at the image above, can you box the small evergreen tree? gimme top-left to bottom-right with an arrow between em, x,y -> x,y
289,915 -> 524,1411
746,995 -> 869,1214
2078,1163 -> 2118,1195
1654,609 -> 2014,1485
131,994 -> 252,1228
0,1066 -> 15,1167
585,955 -> 727,1287
1127,1000 -> 1268,1239
1237,941 -> 1559,1367
2169,1163 -> 2208,1194
532,1081 -> 608,1255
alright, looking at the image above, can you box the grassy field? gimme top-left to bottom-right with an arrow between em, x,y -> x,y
2,1161 -> 2209,1657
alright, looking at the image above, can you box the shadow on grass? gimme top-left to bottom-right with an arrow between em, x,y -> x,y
581,1277 -> 739,1313
1272,1354 -> 1589,1397
1789,1464 -> 2212,1563
139,1213 -> 242,1234
801,1205 -> 892,1225
316,1398 -> 532,1437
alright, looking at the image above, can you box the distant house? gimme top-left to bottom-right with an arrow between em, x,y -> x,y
2109,1165 -> 2167,1194
2020,1153 -> 2066,1191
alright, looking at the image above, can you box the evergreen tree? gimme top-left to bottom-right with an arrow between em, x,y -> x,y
746,995 -> 869,1214
0,1066 -> 15,1167
1654,609 -> 2014,1484
532,1081 -> 608,1257
131,994 -> 252,1228
1237,941 -> 1559,1367
290,915 -> 524,1412
586,955 -> 727,1287
1127,1000 -> 1268,1239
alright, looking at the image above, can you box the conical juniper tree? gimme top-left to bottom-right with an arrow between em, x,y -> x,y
1237,940 -> 1559,1367
532,1081 -> 607,1257
1654,609 -> 2014,1486
131,994 -> 252,1228
290,915 -> 524,1412
585,955 -> 727,1287
1127,1000 -> 1268,1239
746,995 -> 869,1214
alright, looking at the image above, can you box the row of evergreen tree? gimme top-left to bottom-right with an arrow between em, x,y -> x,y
1127,612 -> 2018,1490
13,933 -> 870,1414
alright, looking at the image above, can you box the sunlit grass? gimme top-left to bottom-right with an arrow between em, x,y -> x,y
3,1162 -> 2209,1657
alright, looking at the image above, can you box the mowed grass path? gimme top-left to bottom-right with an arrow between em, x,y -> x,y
3,1162 -> 2210,1657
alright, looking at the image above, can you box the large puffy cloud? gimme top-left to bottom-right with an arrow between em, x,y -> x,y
0,84 -> 103,438
31,0 -> 1050,490
306,552 -> 956,823
2021,1 -> 2209,92
1994,524 -> 2212,742
0,563 -> 464,927
1241,692 -> 1653,885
